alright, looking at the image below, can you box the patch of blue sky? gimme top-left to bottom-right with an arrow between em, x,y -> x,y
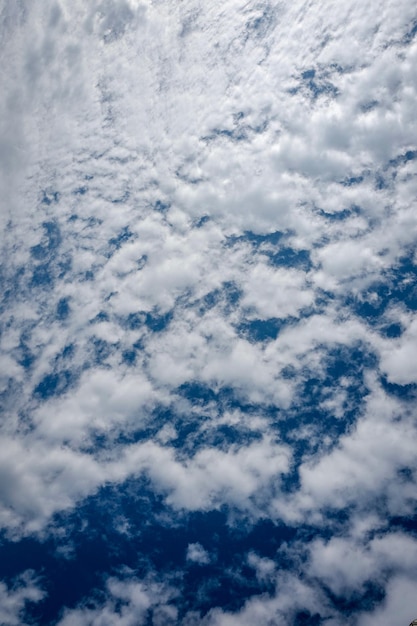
389,149 -> 417,165
201,113 -> 269,145
375,150 -> 417,191
50,342 -> 75,367
244,4 -> 276,39
122,309 -> 173,332
15,330 -> 37,370
226,231 -> 313,276
380,320 -> 403,338
41,494 -> 404,623
89,336 -> 117,366
202,126 -> 250,144
30,227 -> 62,262
40,190 -> 60,206
0,488 -> 301,624
317,205 -> 362,221
289,68 -> 339,100
327,580 -> 385,616
33,369 -> 75,400
145,310 -> 174,332
0,530 -> 121,624
153,199 -> 171,213
227,230 -> 284,248
232,231 -> 311,265
277,343 -> 374,463
238,317 -> 291,342
107,225 -> 134,254
176,381 -> 238,410
379,375 -> 417,402
57,254 -> 72,280
31,221 -> 62,255
196,423 -> 262,451
175,166 -> 205,185
68,213 -> 101,227
60,343 -> 75,360
268,247 -> 312,270
176,420 -> 262,457
0,378 -> 23,418
122,336 -> 145,360
400,18 -> 417,44
72,185 -> 88,196
121,348 -> 137,365
294,611 -> 322,626
28,222 -> 74,290
194,215 -> 210,228
390,512 -> 417,537
340,175 -> 364,187
110,189 -> 130,204
347,252 -> 417,324
194,281 -> 242,318
56,297 -> 71,321
90,310 -> 109,324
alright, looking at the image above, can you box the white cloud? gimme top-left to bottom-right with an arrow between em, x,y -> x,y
357,576 -> 417,626
118,436 -> 291,514
33,367 -> 157,445
202,572 -> 330,626
290,379 -> 417,518
308,532 -> 417,597
0,436 -> 105,535
186,543 -> 211,565
57,575 -> 177,626
241,263 -> 314,320
0,572 -> 44,626
1,0 -> 417,622
380,317 -> 417,384
247,552 -> 276,584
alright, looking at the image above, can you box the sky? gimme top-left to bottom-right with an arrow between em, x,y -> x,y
1,0 -> 417,624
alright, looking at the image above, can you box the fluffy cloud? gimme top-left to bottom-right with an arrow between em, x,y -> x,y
186,543 -> 211,565
57,575 -> 177,626
1,0 -> 417,623
0,572 -> 44,626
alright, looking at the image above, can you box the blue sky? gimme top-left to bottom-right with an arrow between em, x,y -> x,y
1,1 -> 417,624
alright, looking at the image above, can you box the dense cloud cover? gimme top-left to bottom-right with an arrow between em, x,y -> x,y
1,0 -> 417,624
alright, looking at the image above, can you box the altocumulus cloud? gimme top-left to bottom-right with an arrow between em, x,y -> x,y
1,0 -> 417,624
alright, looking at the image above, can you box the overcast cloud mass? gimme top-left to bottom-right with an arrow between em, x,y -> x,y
1,0 -> 417,624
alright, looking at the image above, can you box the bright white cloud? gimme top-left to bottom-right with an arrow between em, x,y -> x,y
1,0 -> 417,623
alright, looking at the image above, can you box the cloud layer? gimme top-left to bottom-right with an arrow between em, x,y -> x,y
1,0 -> 417,624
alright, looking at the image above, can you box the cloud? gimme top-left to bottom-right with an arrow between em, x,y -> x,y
0,436 -> 105,535
186,543 -> 211,565
0,572 -> 44,626
308,532 -> 417,598
380,317 -> 417,384
279,376 -> 417,521
57,575 -> 177,626
119,436 -> 291,513
202,572 -> 330,626
1,0 -> 417,623
356,576 -> 417,626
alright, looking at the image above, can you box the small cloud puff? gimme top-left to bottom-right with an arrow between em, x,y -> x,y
186,542 -> 211,565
